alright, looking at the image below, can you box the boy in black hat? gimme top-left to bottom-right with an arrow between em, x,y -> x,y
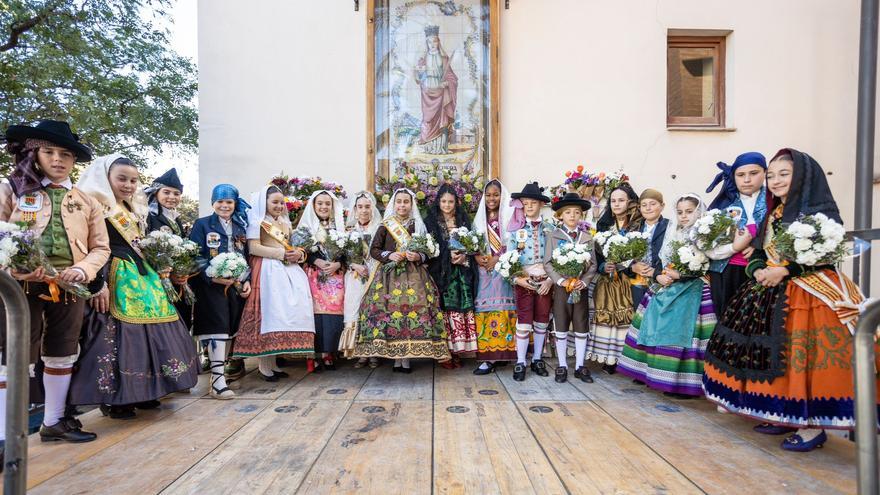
507,182 -> 555,381
543,193 -> 597,383
0,119 -> 110,443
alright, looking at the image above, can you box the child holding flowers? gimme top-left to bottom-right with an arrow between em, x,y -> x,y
617,194 -> 716,398
354,188 -> 450,372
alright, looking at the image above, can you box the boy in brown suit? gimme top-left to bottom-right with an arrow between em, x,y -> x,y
0,120 -> 109,443
543,193 -> 597,383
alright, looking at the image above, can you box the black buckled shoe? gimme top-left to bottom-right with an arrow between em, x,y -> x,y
473,363 -> 496,375
134,400 -> 161,410
272,370 -> 290,379
99,404 -> 136,420
602,363 -> 617,375
530,360 -> 549,377
574,367 -> 594,383
555,366 -> 568,383
259,372 -> 279,382
40,417 -> 97,443
513,363 -> 526,382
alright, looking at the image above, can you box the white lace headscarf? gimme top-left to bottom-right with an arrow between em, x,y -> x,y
76,153 -> 148,221
246,184 -> 290,240
659,192 -> 706,266
346,190 -> 382,236
382,188 -> 426,234
472,179 -> 514,246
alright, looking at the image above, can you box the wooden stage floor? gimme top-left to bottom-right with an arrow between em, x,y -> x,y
22,358 -> 862,494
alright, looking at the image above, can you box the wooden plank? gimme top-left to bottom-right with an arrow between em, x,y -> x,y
516,401 -> 702,494
297,400 -> 432,494
572,373 -> 853,495
170,358 -> 260,399
433,400 -> 565,494
230,365 -> 308,400
433,364 -> 510,401
26,398 -> 196,489
163,400 -> 350,494
28,399 -> 269,495
496,363 -> 587,402
281,362 -> 372,401
354,361 -> 434,401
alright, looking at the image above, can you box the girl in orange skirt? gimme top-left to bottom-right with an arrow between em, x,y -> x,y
703,148 -> 880,452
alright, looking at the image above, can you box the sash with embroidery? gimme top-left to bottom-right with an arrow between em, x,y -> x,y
383,216 -> 412,250
260,219 -> 294,250
791,269 -> 864,335
487,221 -> 503,256
108,206 -> 144,255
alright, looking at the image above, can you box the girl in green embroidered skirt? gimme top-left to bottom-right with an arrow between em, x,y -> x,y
69,154 -> 198,419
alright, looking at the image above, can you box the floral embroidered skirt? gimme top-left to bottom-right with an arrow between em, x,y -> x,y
445,311 -> 478,354
474,267 -> 517,361
586,273 -> 634,365
703,270 -> 880,429
354,262 -> 450,361
70,309 -> 199,405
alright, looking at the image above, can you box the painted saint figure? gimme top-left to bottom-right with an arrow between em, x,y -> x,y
415,25 -> 458,155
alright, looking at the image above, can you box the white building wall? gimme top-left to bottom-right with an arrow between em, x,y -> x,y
199,0 -> 880,288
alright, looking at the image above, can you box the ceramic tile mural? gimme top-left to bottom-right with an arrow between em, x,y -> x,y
373,0 -> 493,181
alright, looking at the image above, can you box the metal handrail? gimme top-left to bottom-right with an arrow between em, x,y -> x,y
1,271 -> 30,494
855,299 -> 880,495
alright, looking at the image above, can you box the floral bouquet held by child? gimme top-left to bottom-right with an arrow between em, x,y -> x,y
449,226 -> 486,267
171,238 -> 202,305
0,221 -> 93,300
496,249 -> 525,285
595,231 -> 651,268
550,242 -> 592,303
344,231 -> 368,282
205,252 -> 249,295
385,232 -> 440,276
319,229 -> 349,282
691,209 -> 737,251
138,230 -> 191,303
666,240 -> 710,278
772,213 -> 848,267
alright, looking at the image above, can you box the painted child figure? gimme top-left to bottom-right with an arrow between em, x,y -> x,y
543,193 -> 597,384
507,182 -> 555,382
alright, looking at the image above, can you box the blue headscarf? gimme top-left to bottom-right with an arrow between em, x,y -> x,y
705,152 -> 767,210
211,184 -> 251,228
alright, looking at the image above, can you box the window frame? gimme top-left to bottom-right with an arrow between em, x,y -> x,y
666,35 -> 726,128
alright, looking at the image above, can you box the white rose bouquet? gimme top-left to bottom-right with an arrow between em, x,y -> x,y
449,226 -> 486,255
138,230 -> 190,303
496,249 -> 525,284
550,242 -> 592,303
667,240 -> 710,277
773,213 -> 847,266
385,232 -> 439,275
596,231 -> 650,265
205,252 -> 249,294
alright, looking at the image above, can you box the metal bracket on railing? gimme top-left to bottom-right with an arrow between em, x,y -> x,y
855,300 -> 880,495
1,271 -> 30,494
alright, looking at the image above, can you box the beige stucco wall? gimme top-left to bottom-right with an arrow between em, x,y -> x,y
199,0 -> 880,290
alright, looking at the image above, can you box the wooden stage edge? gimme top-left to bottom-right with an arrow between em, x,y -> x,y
19,358 -> 864,495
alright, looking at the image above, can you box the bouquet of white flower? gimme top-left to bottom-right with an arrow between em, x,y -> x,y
667,240 -> 710,277
773,213 -> 848,266
496,249 -> 525,284
205,252 -> 249,294
289,227 -> 316,253
138,230 -> 191,303
0,221 -> 93,300
596,231 -> 651,265
385,232 -> 440,275
691,209 -> 737,251
550,242 -> 592,303
344,231 -> 369,282
449,226 -> 486,255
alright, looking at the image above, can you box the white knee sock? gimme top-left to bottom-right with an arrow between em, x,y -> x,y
270,357 -> 282,373
401,358 -> 410,369
574,332 -> 589,369
206,340 -> 229,392
555,332 -> 569,368
532,323 -> 548,362
394,359 -> 401,367
515,325 -> 531,364
43,365 -> 73,427
797,428 -> 825,441
258,356 -> 274,376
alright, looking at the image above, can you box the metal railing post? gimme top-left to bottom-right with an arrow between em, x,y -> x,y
1,271 -> 30,494
855,0 -> 878,296
854,300 -> 880,495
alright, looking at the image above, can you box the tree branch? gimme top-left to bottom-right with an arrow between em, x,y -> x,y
0,0 -> 66,53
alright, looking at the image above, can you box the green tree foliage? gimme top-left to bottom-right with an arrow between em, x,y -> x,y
0,0 -> 197,176
176,194 -> 198,229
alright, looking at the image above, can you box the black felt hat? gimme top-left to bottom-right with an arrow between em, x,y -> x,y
511,182 -> 550,203
4,119 -> 93,162
552,192 -> 591,211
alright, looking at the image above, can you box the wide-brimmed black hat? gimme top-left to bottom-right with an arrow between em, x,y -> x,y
552,192 -> 591,211
4,119 -> 92,162
511,182 -> 550,203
